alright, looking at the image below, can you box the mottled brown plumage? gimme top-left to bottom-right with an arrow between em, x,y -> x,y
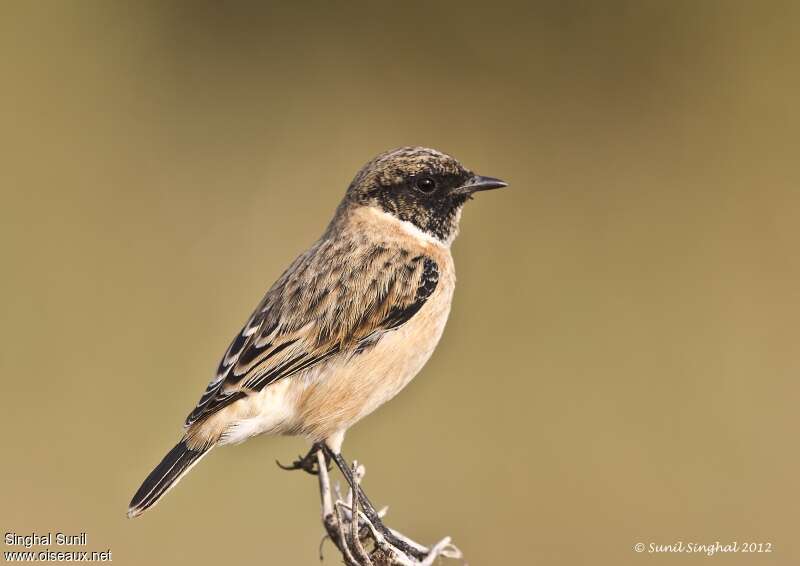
185,227 -> 433,431
128,146 -> 506,519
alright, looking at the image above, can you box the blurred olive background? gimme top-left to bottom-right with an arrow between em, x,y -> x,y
2,1 -> 799,564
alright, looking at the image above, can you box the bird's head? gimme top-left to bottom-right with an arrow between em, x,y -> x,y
343,146 -> 507,244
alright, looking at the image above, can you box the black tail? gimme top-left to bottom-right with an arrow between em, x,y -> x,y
127,439 -> 211,518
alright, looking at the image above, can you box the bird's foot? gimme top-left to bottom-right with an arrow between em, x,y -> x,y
276,442 -> 331,476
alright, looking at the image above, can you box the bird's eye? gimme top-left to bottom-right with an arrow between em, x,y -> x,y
414,177 -> 437,193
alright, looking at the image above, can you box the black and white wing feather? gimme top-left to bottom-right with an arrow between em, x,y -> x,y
184,238 -> 439,428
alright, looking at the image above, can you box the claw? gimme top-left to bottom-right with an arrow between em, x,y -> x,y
276,455 -> 319,475
276,443 -> 331,476
276,457 -> 311,472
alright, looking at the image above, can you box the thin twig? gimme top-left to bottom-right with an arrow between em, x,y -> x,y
349,461 -> 373,565
313,448 -> 463,565
335,500 -> 360,566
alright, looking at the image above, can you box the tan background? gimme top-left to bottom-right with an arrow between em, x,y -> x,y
1,1 -> 798,565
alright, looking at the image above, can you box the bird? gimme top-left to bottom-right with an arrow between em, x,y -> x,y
127,146 -> 506,544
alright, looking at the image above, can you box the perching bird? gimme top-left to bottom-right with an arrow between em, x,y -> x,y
127,147 -> 506,537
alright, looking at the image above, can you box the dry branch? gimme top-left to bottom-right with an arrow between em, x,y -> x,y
314,450 -> 463,566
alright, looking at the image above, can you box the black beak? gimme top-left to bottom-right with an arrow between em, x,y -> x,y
453,175 -> 508,195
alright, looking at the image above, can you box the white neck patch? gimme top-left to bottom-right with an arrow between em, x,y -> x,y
367,207 -> 454,248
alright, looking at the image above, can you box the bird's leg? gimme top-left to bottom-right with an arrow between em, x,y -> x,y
276,441 -> 331,475
322,444 -> 427,561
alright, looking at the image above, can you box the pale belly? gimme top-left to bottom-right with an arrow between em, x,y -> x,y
218,281 -> 453,445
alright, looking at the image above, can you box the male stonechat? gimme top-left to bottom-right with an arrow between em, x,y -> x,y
128,147 -> 507,547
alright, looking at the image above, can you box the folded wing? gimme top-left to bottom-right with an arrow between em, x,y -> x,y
184,238 -> 439,428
